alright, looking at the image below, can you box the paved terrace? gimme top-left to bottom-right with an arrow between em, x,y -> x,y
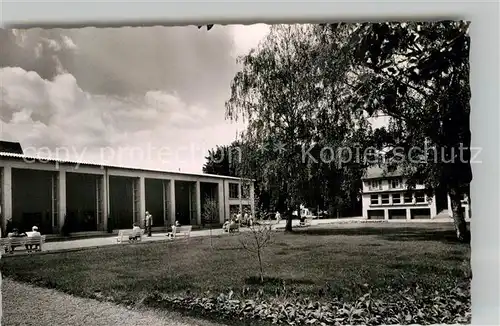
3,217 -> 457,255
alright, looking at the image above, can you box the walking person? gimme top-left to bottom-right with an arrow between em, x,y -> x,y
145,211 -> 153,237
275,211 -> 281,223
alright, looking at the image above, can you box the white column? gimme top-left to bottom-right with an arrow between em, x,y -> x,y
58,170 -> 66,230
238,182 -> 243,215
218,180 -> 225,223
225,181 -> 230,219
447,194 -> 452,216
361,194 -> 369,219
406,208 -> 411,220
102,173 -> 108,231
139,177 -> 146,225
103,170 -> 110,231
383,208 -> 389,220
196,180 -> 201,225
250,181 -> 255,217
1,166 -> 12,230
169,179 -> 176,225
162,180 -> 167,227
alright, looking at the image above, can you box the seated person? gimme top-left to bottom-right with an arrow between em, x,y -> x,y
169,220 -> 181,238
7,228 -> 26,238
229,219 -> 238,232
25,226 -> 41,251
129,223 -> 142,241
6,228 -> 26,252
222,219 -> 230,232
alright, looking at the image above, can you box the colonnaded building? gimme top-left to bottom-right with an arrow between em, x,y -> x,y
0,141 -> 254,237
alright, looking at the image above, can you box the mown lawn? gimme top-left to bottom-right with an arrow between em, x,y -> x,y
1,223 -> 470,306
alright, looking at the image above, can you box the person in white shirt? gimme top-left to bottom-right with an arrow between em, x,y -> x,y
26,226 -> 41,251
248,214 -> 254,227
275,211 -> 281,223
170,220 -> 181,239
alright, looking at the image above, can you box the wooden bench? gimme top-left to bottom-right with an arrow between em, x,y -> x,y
0,236 -> 46,253
299,217 -> 313,227
116,229 -> 145,244
172,225 -> 192,241
223,222 -> 240,233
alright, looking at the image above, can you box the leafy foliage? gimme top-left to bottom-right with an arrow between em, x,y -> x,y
202,196 -> 219,224
145,281 -> 470,325
225,25 -> 371,229
344,21 -> 471,241
202,195 -> 219,248
202,141 -> 242,177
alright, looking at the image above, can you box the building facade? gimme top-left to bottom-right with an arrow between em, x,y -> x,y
362,166 -> 470,221
0,152 -> 254,235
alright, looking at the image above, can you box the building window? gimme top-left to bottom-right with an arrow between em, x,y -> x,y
403,192 -> 413,204
229,183 -> 239,199
392,193 -> 401,204
415,191 -> 426,203
241,183 -> 250,199
370,194 -> 379,205
390,178 -> 402,189
381,194 -> 390,204
368,180 -> 382,190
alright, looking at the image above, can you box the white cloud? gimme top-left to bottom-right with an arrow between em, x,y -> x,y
61,35 -> 77,50
0,67 -> 244,173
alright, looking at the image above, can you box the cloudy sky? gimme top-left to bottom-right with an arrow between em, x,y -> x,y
0,24 -> 270,173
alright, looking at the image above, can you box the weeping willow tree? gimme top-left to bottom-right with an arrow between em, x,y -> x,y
225,24 -> 371,231
226,25 -> 319,231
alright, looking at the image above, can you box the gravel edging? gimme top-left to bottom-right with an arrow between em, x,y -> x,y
2,278 -> 225,326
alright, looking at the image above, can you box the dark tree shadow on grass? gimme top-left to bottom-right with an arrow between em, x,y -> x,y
292,225 -> 470,245
245,276 -> 316,286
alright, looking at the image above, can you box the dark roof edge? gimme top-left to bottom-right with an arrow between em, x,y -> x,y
0,152 -> 254,182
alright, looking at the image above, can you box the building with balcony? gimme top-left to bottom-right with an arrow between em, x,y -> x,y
361,165 -> 470,221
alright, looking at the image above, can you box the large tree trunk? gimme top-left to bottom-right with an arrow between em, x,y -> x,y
449,189 -> 469,242
285,208 -> 293,232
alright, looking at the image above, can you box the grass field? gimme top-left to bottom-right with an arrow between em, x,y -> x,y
1,223 -> 470,307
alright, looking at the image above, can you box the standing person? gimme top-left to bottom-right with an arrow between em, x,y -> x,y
275,211 -> 281,223
145,211 -> 153,237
